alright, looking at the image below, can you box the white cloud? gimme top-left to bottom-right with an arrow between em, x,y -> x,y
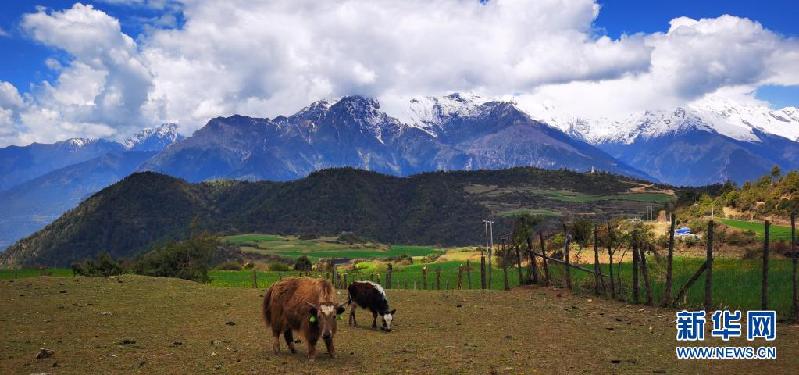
16,3 -> 152,142
518,14 -> 799,120
1,1 -> 798,146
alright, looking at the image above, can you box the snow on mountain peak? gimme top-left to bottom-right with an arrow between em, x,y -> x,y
688,97 -> 799,142
522,93 -> 799,145
64,137 -> 97,149
122,123 -> 182,151
401,93 -> 492,135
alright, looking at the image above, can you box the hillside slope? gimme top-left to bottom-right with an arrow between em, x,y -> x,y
0,167 -> 674,266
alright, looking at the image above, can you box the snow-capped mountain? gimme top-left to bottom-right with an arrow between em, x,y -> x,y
2,93 -> 798,250
142,95 -> 648,182
533,97 -> 799,146
122,123 -> 184,152
524,98 -> 799,186
403,93 -> 491,136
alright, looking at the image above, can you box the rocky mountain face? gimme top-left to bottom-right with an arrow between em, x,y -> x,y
143,94 -> 649,182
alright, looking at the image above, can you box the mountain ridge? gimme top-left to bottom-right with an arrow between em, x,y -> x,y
0,167 -> 677,267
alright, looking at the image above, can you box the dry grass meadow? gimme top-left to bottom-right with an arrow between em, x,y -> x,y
1,275 -> 798,374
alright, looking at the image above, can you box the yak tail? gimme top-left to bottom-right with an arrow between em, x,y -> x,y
262,286 -> 273,326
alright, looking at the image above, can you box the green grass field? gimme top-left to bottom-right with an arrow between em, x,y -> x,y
548,257 -> 797,319
720,218 -> 793,241
2,255 -> 795,318
210,256 -> 797,319
223,234 -> 443,261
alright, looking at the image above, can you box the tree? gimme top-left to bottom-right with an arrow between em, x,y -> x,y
133,232 -> 217,283
294,255 -> 313,271
73,251 -> 123,277
771,165 -> 782,182
510,214 -> 541,248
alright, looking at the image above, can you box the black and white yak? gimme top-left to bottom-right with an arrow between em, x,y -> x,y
347,281 -> 396,332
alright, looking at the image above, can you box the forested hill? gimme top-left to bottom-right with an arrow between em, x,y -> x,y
0,167 -> 677,267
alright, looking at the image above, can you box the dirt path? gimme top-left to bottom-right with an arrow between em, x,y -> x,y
1,276 -> 797,374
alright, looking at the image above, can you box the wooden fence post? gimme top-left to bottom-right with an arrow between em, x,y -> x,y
527,237 -> 538,284
457,265 -> 463,290
640,245 -> 653,306
763,220 -> 770,310
662,213 -> 676,307
564,232 -> 572,290
423,267 -> 428,290
252,269 -> 258,288
539,232 -> 550,285
343,273 -> 348,289
376,273 -> 381,285
503,266 -> 510,291
705,220 -> 713,311
515,245 -> 524,286
386,263 -> 393,289
466,260 -> 472,289
593,224 -> 601,296
607,222 -> 615,299
631,232 -> 640,304
435,268 -> 441,290
792,212 -> 798,322
480,254 -> 487,289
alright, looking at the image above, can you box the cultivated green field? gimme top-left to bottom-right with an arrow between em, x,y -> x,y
720,218 -> 793,241
223,234 -> 442,261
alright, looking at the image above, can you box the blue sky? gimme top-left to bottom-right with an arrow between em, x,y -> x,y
0,0 -> 797,145
0,1 -> 182,93
594,0 -> 799,107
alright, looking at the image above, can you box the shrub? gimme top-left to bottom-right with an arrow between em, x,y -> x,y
215,261 -> 242,271
725,229 -> 756,246
337,231 -> 365,244
298,233 -> 317,240
72,252 -> 124,277
424,253 -> 442,262
133,233 -> 216,283
267,262 -> 290,272
294,255 -> 313,271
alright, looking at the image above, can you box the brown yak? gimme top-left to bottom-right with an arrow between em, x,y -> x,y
262,277 -> 346,360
